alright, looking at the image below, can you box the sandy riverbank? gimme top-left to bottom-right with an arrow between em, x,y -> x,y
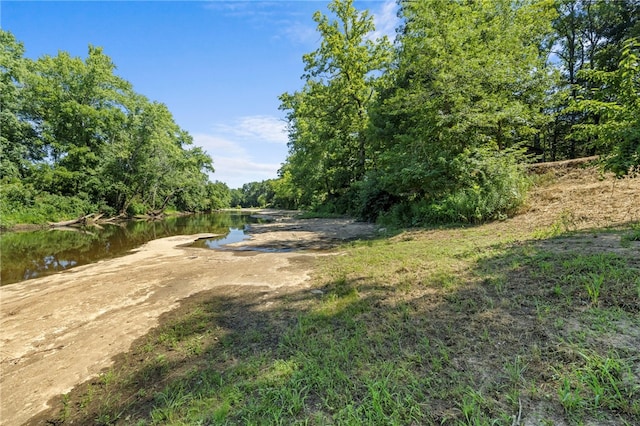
0,212 -> 377,425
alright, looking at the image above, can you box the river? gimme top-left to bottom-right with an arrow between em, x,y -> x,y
0,212 -> 262,285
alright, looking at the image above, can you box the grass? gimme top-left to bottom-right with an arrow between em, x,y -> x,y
35,221 -> 640,425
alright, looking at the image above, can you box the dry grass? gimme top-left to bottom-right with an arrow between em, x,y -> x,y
516,164 -> 640,231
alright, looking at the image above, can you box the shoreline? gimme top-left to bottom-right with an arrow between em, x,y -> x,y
0,215 -> 377,425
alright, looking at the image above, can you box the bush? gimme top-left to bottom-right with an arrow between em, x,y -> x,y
0,182 -> 35,206
126,200 -> 147,216
351,173 -> 402,222
0,186 -> 96,227
40,193 -> 94,219
379,147 -> 531,226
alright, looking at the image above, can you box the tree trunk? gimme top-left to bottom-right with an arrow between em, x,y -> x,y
48,213 -> 101,228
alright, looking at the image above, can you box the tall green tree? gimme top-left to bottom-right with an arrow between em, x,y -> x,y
23,46 -> 131,198
571,37 -> 640,176
280,0 -> 392,209
1,34 -> 219,221
0,30 -> 39,181
204,181 -> 232,211
368,0 -> 556,222
101,96 -> 213,214
548,0 -> 640,160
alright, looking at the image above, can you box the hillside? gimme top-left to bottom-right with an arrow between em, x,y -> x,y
520,160 -> 639,231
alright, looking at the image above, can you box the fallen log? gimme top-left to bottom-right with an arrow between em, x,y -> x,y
527,156 -> 599,174
48,214 -> 95,228
91,213 -> 104,222
102,213 -> 128,223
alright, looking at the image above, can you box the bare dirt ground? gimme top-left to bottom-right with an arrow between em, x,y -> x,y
0,214 -> 377,425
1,162 -> 639,425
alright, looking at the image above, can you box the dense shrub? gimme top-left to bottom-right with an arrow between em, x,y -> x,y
0,182 -> 96,227
378,148 -> 531,227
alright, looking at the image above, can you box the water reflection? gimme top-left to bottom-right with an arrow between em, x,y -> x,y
190,228 -> 250,250
0,212 -> 261,286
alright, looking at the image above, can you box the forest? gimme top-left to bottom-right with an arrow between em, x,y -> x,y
0,31 -> 230,227
1,0 -> 639,227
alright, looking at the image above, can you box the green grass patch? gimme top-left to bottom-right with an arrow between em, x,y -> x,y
36,224 -> 640,425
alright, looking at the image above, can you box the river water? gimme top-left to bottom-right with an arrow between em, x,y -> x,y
0,212 -> 262,286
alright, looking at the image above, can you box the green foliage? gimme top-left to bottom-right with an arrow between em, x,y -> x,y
5,0 -> 639,226
376,148 -> 532,227
431,148 -> 531,223
205,181 -> 232,211
0,181 -> 95,227
558,350 -> 638,420
278,0 -> 551,224
235,180 -> 275,208
621,223 -> 640,245
0,30 -> 40,181
276,0 -> 640,225
230,173 -> 301,210
571,37 -> 640,176
350,172 -> 401,222
279,0 -> 392,209
370,0 -> 552,222
0,31 -> 224,222
270,170 -> 301,210
547,0 -> 640,161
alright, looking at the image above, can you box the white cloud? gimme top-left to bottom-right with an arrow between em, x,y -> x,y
370,0 -> 400,42
203,1 -> 319,47
280,21 -> 319,46
192,133 -> 246,156
213,115 -> 288,145
211,156 -> 281,189
192,115 -> 288,188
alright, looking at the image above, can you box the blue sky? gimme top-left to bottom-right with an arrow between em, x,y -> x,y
1,0 -> 398,189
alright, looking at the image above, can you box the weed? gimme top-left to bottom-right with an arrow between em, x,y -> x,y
504,355 -> 528,387
557,350 -> 639,420
535,298 -> 552,321
558,377 -> 584,416
584,272 -> 605,306
484,273 -> 507,295
99,370 -> 116,387
59,393 -> 70,422
620,223 -> 640,247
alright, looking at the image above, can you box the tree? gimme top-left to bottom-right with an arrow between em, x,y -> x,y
101,97 -> 213,214
280,0 -> 392,209
548,0 -> 640,160
205,181 -> 232,211
1,33 -> 218,220
571,37 -> 640,176
270,169 -> 301,210
367,0 -> 555,223
238,181 -> 274,208
22,46 -> 131,199
0,30 -> 39,181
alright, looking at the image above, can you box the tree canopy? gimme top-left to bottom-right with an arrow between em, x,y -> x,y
3,0 -> 639,227
0,31 -> 223,226
275,0 -> 640,225
279,0 -> 392,209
